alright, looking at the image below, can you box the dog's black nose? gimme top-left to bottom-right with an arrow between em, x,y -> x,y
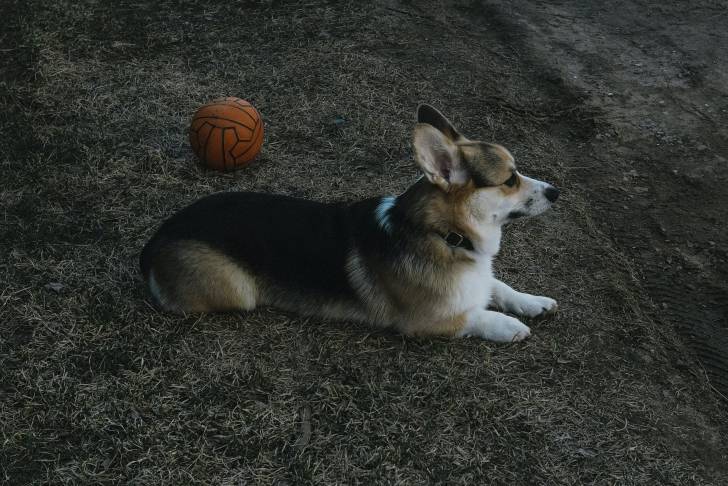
544,186 -> 560,203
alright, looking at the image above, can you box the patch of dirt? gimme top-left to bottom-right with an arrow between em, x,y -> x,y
477,0 -> 728,397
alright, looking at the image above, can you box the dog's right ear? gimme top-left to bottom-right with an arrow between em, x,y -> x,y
416,104 -> 462,141
413,123 -> 468,191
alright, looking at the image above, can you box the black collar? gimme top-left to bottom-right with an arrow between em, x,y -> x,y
442,231 -> 475,251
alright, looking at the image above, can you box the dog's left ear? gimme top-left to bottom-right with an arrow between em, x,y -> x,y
416,104 -> 463,141
413,123 -> 469,191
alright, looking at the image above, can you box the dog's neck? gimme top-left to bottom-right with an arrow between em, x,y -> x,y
380,178 -> 503,257
374,184 -> 502,257
472,223 -> 502,256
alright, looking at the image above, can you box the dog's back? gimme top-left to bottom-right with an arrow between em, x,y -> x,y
140,192 -> 387,317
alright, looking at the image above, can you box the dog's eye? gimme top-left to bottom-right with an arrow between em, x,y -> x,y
504,173 -> 518,187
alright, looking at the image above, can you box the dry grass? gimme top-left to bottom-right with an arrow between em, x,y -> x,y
2,0 -> 728,484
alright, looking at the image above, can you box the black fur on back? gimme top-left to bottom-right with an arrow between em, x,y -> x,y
140,192 -> 401,298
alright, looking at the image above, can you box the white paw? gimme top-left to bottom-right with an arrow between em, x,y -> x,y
512,294 -> 558,318
483,314 -> 531,343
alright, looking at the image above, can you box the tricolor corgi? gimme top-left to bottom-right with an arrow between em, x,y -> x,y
140,104 -> 559,342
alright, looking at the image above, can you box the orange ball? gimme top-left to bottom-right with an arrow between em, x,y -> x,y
189,97 -> 264,170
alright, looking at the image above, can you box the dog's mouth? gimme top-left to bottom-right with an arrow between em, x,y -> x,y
507,210 -> 528,220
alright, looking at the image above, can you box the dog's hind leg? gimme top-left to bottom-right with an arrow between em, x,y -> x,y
490,279 -> 557,318
147,241 -> 258,314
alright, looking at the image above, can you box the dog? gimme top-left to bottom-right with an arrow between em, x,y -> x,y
140,104 -> 559,342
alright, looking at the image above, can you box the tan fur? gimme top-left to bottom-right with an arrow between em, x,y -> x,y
401,313 -> 468,337
346,246 -> 472,335
458,142 -> 516,186
341,176 -> 487,336
355,131 -> 535,336
152,241 -> 257,313
399,178 -> 480,255
499,173 -> 521,195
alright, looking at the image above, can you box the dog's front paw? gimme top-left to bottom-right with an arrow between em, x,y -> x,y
514,295 -> 558,318
484,314 -> 531,343
458,310 -> 532,342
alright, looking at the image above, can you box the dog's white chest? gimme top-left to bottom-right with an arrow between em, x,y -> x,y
448,256 -> 494,314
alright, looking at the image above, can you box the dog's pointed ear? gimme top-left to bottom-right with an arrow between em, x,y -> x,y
416,104 -> 462,141
413,123 -> 469,191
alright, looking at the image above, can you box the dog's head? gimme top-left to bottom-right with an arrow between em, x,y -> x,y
412,104 -> 559,228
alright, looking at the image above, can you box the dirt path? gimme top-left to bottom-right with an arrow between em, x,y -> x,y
478,0 -> 728,397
